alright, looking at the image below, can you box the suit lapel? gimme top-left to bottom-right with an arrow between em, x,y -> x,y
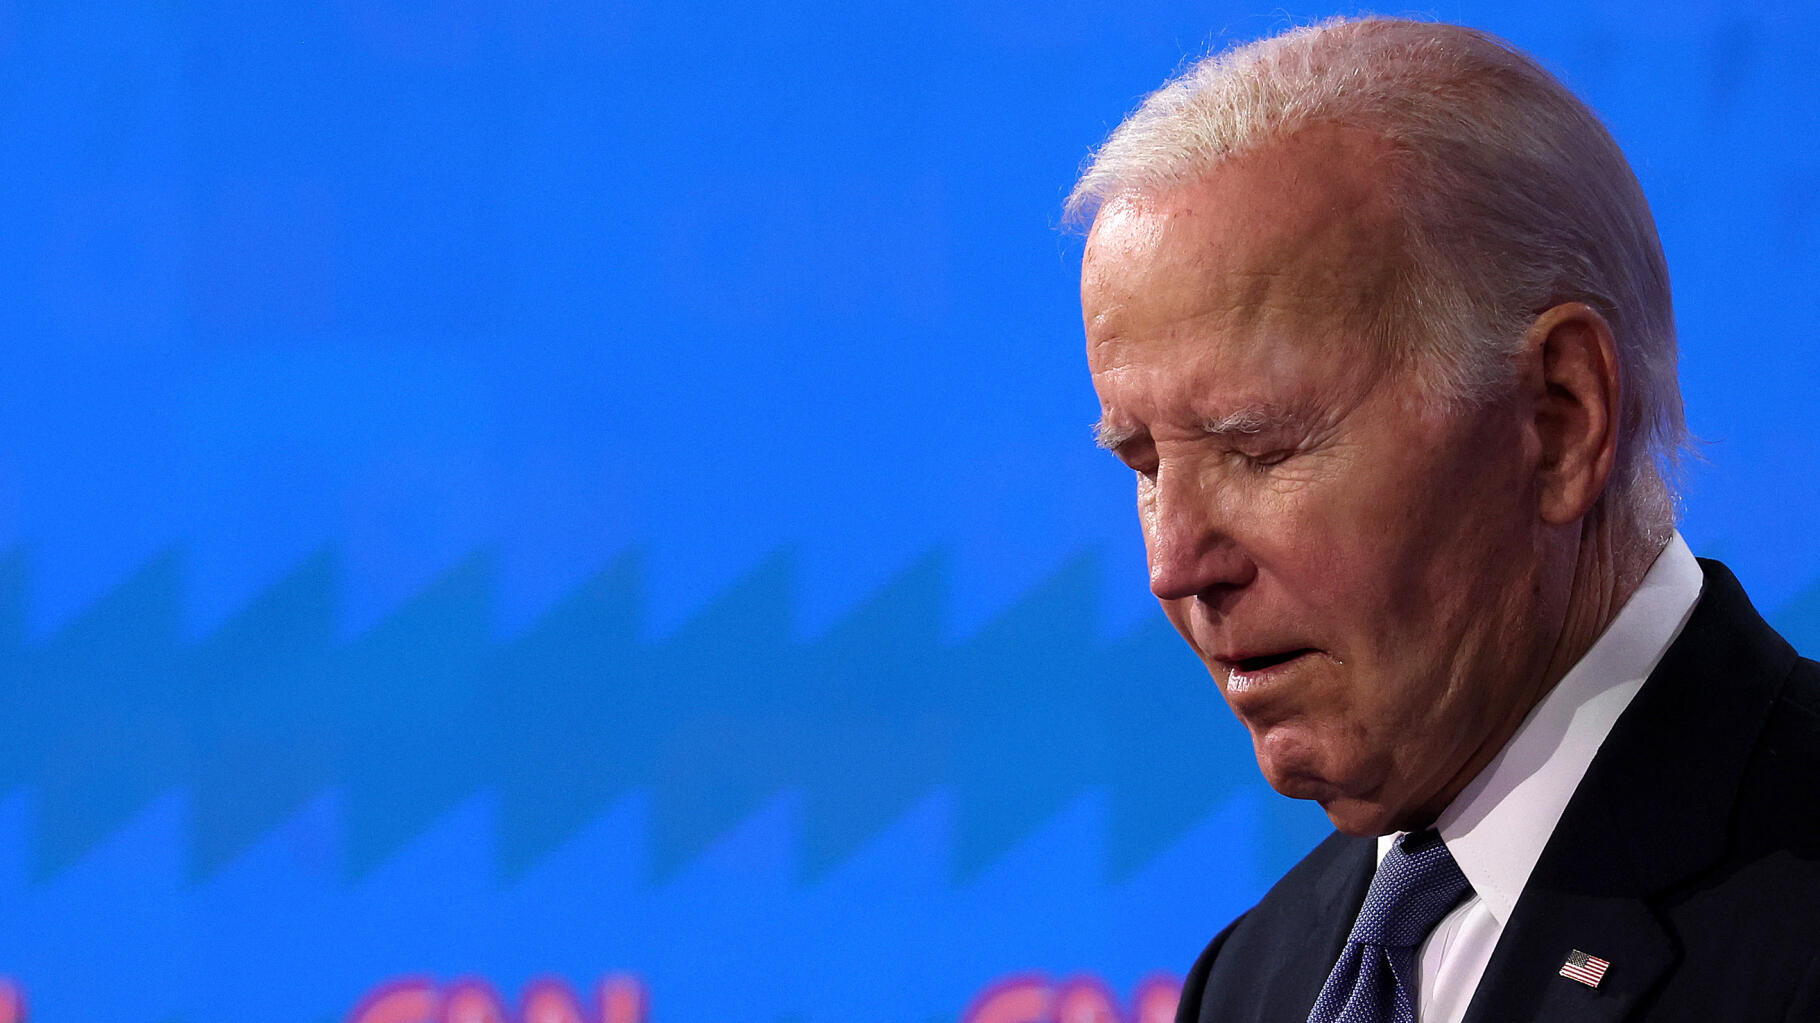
1287,837 -> 1376,1014
1458,798 -> 1675,1023
1460,560 -> 1796,1023
1245,835 -> 1376,1023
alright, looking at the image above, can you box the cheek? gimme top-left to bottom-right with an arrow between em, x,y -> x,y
1252,498 -> 1388,608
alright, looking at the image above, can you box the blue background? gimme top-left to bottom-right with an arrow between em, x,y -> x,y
2,1 -> 1818,1020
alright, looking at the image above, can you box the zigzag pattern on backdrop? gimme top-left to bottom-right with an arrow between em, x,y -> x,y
9,545 -> 1815,890
0,783 -> 1301,1023
0,545 -> 1347,885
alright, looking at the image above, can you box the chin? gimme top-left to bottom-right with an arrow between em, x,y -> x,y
1261,775 -> 1395,836
1252,724 -> 1338,794
1254,732 -> 1402,836
1313,796 -> 1406,837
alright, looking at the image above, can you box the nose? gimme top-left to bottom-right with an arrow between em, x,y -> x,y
1142,467 -> 1257,601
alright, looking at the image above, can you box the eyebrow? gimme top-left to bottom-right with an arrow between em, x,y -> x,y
1093,402 -> 1311,451
1093,420 -> 1137,450
1197,403 -> 1309,437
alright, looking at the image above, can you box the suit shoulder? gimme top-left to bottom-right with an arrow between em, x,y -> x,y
1225,829 -> 1367,944
1630,654 -> 1820,1019
1735,653 -> 1820,837
1267,829 -> 1366,899
1776,654 -> 1820,727
1176,831 -> 1371,1023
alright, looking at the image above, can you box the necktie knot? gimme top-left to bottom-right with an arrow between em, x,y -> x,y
1306,830 -> 1473,1023
1346,829 -> 1472,949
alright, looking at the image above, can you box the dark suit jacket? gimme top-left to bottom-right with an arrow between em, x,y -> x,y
1176,560 -> 1820,1022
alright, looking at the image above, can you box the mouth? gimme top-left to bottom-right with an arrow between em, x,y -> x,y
1218,648 -> 1320,693
1232,649 -> 1315,673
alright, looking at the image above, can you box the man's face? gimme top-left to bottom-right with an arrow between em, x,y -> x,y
1082,129 -> 1559,836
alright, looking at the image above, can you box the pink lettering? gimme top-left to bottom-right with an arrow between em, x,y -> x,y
346,975 -> 649,1023
347,977 -> 439,1023
0,978 -> 23,1023
962,974 -> 1051,1023
1053,977 -> 1118,1023
342,969 -> 1171,1023
441,979 -> 509,1023
1131,974 -> 1179,1023
597,974 -> 647,1023
520,978 -> 585,1023
960,973 -> 1181,1023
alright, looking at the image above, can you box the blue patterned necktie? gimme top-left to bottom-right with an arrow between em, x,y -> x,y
1306,829 -> 1473,1023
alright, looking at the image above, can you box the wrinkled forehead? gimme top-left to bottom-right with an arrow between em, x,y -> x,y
1081,126 -> 1408,346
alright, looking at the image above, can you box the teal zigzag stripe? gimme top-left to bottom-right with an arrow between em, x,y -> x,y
12,548 -> 1811,885
0,548 -> 1267,884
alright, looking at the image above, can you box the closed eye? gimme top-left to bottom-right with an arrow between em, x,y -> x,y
1104,435 -> 1158,476
1237,448 -> 1296,469
1123,449 -> 1159,477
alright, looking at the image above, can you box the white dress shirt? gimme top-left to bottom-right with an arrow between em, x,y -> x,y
1373,532 -> 1705,1022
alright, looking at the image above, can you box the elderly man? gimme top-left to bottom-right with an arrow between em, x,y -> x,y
1070,17 -> 1820,1023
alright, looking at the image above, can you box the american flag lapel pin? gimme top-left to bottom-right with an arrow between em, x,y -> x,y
1560,949 -> 1611,988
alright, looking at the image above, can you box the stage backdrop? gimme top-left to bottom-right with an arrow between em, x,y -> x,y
3,1 -> 1818,1020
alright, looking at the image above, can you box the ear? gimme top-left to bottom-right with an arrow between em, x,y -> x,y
1524,302 -> 1620,525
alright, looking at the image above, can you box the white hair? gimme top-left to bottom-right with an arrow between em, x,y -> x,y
1067,17 -> 1686,541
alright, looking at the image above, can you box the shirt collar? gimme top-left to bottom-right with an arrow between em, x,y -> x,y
1376,532 -> 1704,924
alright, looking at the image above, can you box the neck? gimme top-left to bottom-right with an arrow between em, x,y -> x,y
1544,499 -> 1665,688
